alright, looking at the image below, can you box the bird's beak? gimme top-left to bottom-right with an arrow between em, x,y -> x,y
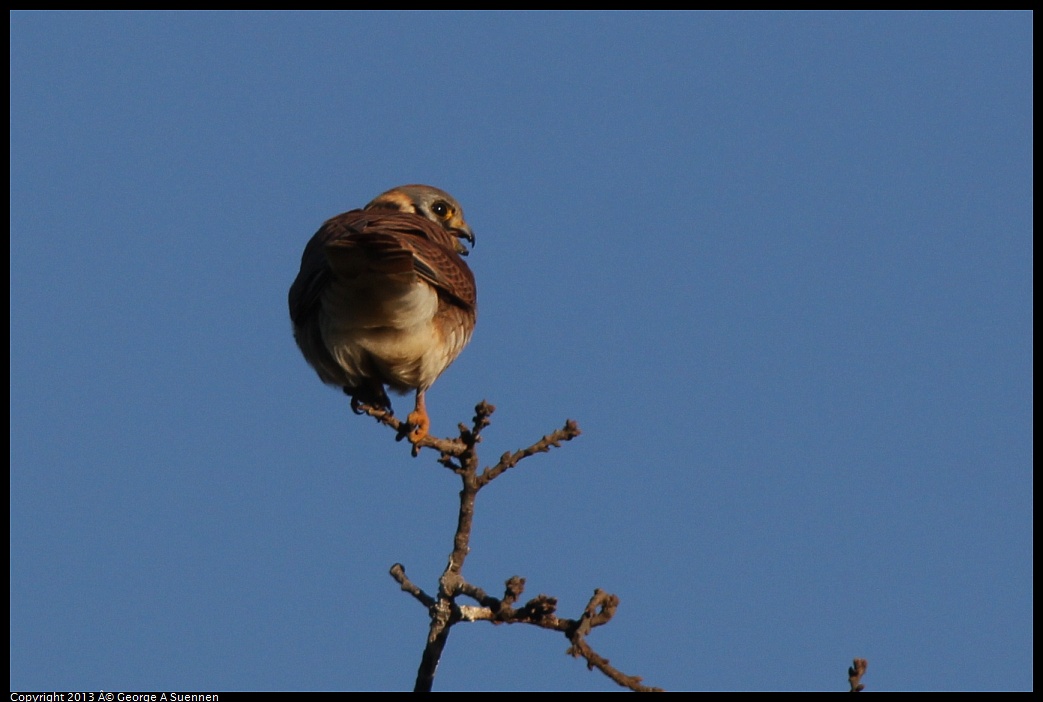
453,226 -> 475,255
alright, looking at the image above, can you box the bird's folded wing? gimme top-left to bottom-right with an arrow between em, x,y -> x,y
289,210 -> 476,328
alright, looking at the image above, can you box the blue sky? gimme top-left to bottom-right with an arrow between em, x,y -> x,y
10,11 -> 1032,692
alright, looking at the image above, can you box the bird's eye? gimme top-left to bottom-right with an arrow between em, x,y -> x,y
431,201 -> 452,218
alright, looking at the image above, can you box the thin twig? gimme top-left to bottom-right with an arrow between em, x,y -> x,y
479,419 -> 581,486
389,563 -> 436,609
356,402 -> 468,456
848,658 -> 868,692
373,400 -> 660,691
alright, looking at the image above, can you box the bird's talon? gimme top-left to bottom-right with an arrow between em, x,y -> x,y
406,411 -> 430,446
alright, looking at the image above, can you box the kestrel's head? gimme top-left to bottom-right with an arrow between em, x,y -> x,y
365,184 -> 475,255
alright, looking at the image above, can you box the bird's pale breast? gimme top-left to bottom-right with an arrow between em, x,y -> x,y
321,274 -> 455,393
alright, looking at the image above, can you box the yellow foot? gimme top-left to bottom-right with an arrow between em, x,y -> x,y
406,409 -> 430,447
406,391 -> 430,455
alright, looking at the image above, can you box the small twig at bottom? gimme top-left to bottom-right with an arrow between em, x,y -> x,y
379,401 -> 659,691
848,658 -> 868,692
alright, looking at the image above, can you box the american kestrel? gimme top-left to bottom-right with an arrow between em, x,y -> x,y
289,184 -> 477,448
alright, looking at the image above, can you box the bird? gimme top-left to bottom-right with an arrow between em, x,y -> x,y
288,184 -> 477,451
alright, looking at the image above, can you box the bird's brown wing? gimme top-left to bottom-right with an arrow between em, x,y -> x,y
288,210 -> 358,330
314,210 -> 475,311
288,209 -> 476,389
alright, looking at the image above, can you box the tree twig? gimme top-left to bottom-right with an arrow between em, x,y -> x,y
369,400 -> 659,691
848,658 -> 868,692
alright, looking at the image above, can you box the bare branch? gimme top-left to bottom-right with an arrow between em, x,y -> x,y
565,632 -> 661,692
414,609 -> 452,693
389,563 -> 436,609
502,576 -> 525,607
479,419 -> 582,486
435,580 -> 660,692
355,402 -> 468,457
376,400 -> 661,691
